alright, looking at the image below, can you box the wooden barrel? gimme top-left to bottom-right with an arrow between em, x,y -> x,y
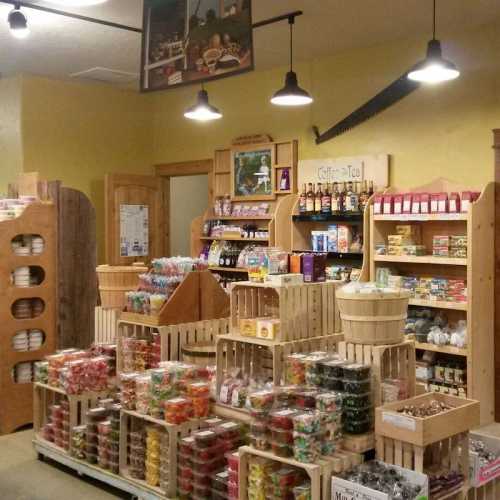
336,288 -> 410,345
96,264 -> 148,309
181,341 -> 217,366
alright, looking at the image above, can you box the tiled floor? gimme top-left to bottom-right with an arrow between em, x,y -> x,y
0,429 -> 126,500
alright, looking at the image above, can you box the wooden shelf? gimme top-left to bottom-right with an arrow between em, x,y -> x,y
200,236 -> 269,242
414,341 -> 468,357
374,255 -> 467,266
208,266 -> 248,273
408,298 -> 467,311
218,333 -> 283,347
205,215 -> 273,221
293,250 -> 364,260
275,190 -> 292,195
293,212 -> 363,223
373,213 -> 468,222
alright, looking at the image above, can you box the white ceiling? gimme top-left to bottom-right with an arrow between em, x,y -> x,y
0,0 -> 499,85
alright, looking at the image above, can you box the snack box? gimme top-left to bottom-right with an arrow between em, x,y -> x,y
302,253 -> 326,283
420,193 -> 430,214
289,254 -> 302,274
450,235 -> 467,248
383,195 -> 393,215
430,193 -> 439,213
256,319 -> 280,340
402,193 -> 412,214
438,192 -> 448,213
388,235 -> 415,246
401,245 -> 426,256
396,225 -> 421,239
470,432 -> 500,488
432,246 -> 449,257
239,318 -> 257,337
337,225 -> 352,253
461,191 -> 472,213
373,194 -> 383,215
448,192 -> 461,213
327,225 -> 338,252
449,247 -> 467,258
265,273 -> 303,286
411,193 -> 421,214
387,246 -> 403,256
432,235 -> 450,247
393,194 -> 403,214
331,461 -> 429,500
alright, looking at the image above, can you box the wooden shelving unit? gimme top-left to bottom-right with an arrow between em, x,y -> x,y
369,179 -> 495,424
191,139 -> 299,278
0,202 -> 57,435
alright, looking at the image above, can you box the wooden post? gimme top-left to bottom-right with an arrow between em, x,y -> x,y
493,129 -> 500,422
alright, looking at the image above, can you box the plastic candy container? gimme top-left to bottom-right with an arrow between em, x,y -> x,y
249,389 -> 275,412
217,422 -> 241,441
316,392 -> 343,414
343,363 -> 371,381
164,397 -> 192,424
192,443 -> 223,461
193,430 -> 217,448
322,376 -> 344,391
120,372 -> 138,411
129,432 -> 146,480
87,356 -> 110,391
304,353 -> 329,386
134,374 -> 151,415
275,385 -> 298,408
293,432 -> 320,463
293,413 -> 321,434
271,440 -> 293,458
212,469 -> 229,492
269,467 -> 302,489
294,390 -> 318,410
343,417 -> 371,434
343,407 -> 371,420
293,482 -> 312,500
343,379 -> 371,394
319,359 -> 346,380
34,361 -> 49,384
71,425 -> 86,459
159,431 -> 169,490
249,433 -> 269,451
145,425 -> 162,487
286,354 -> 307,385
187,381 -> 210,397
343,392 -> 371,409
192,395 -> 210,418
150,367 -> 176,419
270,427 -> 293,444
179,436 -> 195,455
270,409 -> 299,430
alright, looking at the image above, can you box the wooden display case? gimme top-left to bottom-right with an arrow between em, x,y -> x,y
369,179 -> 494,424
0,202 -> 57,434
119,270 -> 229,327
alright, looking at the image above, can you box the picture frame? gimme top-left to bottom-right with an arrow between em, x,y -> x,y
230,144 -> 276,201
141,0 -> 254,93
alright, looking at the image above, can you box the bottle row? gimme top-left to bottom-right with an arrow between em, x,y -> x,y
298,181 -> 374,215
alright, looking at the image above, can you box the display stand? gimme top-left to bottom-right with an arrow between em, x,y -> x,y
369,179 -> 495,424
0,202 -> 57,434
120,270 -> 230,327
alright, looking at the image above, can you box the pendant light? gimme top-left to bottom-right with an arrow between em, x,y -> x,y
8,2 -> 29,39
408,0 -> 459,83
271,15 -> 313,106
184,85 -> 222,122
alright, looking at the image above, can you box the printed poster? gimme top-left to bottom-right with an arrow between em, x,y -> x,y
120,204 -> 149,257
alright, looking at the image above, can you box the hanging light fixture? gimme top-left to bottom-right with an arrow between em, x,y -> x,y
184,86 -> 222,122
8,2 -> 29,39
271,15 -> 313,106
408,0 -> 459,83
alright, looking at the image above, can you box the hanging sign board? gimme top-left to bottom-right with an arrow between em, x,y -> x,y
298,154 -> 389,191
120,205 -> 149,257
141,0 -> 254,92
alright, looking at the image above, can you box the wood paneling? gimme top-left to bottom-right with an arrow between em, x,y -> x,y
155,159 -> 213,177
493,129 -> 500,421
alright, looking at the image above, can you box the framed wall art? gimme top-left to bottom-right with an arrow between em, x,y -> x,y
231,144 -> 276,201
141,0 -> 254,92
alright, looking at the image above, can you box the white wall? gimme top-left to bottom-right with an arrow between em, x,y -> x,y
170,175 -> 208,256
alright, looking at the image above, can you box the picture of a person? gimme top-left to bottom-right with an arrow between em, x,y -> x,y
255,155 -> 270,192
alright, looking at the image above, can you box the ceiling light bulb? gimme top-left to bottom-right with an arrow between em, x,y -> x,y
8,5 -> 29,39
184,89 -> 222,122
407,40 -> 459,83
271,71 -> 313,106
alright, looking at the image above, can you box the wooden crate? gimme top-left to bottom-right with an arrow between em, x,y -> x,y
119,409 -> 204,498
468,478 -> 500,500
215,334 -> 344,396
116,318 -> 229,374
338,340 -> 416,407
342,432 -> 375,453
33,382 -> 110,453
238,445 -> 361,500
0,202 -> 57,435
375,393 -> 480,447
95,306 -> 119,343
120,270 -> 229,326
229,280 -> 341,342
376,432 -> 470,499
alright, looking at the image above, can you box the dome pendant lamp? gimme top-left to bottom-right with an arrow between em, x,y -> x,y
8,2 -> 29,39
271,15 -> 313,106
408,0 -> 459,83
184,85 -> 222,122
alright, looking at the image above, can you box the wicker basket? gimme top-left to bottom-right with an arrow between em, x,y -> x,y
336,288 -> 410,345
96,264 -> 148,309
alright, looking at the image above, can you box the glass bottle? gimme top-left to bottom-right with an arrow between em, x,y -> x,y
299,184 -> 307,214
359,181 -> 369,212
331,182 -> 340,212
321,183 -> 331,214
351,182 -> 360,213
369,180 -> 374,196
344,182 -> 353,212
315,183 -> 323,213
306,183 -> 315,214
339,182 -> 346,212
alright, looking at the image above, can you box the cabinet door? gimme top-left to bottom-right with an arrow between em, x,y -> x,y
105,174 -> 166,265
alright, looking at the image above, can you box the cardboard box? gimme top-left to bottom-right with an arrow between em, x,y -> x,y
387,245 -> 404,256
396,225 -> 422,241
402,193 -> 412,214
420,193 -> 430,214
327,225 -> 338,252
332,461 -> 429,500
289,254 -> 302,274
265,273 -> 303,286
373,194 -> 383,214
430,193 -> 439,213
432,245 -> 449,257
411,193 -> 421,214
337,225 -> 352,253
383,195 -> 393,215
461,191 -> 472,213
239,318 -> 257,337
393,194 -> 403,214
256,319 -> 280,340
470,432 -> 500,488
401,245 -> 426,256
438,192 -> 448,213
302,253 -> 326,282
388,234 -> 415,246
432,235 -> 450,247
449,192 -> 461,213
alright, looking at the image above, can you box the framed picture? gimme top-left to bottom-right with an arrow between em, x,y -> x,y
231,144 -> 276,201
141,0 -> 254,92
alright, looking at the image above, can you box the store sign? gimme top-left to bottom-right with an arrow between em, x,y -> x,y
141,0 -> 254,92
299,154 -> 389,190
120,205 -> 149,257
